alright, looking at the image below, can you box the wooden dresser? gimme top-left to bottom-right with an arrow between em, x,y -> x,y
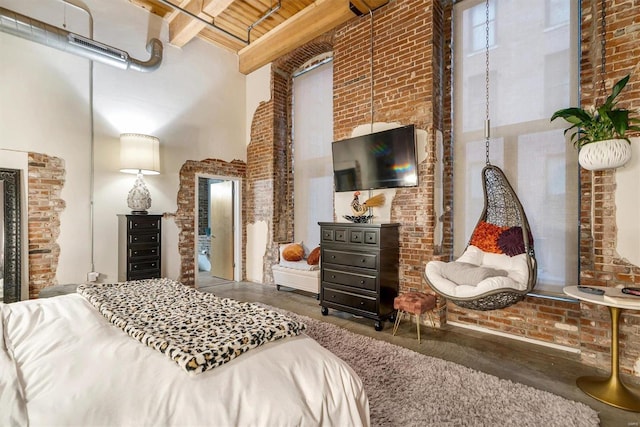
319,222 -> 399,331
118,214 -> 162,281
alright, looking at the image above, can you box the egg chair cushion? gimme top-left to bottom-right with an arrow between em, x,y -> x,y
440,262 -> 508,287
425,245 -> 530,299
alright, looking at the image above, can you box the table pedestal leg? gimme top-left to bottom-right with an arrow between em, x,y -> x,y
577,306 -> 640,411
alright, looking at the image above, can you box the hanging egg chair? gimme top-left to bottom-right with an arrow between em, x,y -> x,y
424,165 -> 536,311
423,0 -> 536,310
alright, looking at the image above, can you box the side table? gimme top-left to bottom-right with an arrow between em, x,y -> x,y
564,285 -> 640,411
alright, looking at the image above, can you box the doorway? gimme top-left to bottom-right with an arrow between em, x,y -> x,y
195,175 -> 241,287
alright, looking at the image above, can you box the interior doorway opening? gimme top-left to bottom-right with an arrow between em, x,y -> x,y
195,174 -> 241,288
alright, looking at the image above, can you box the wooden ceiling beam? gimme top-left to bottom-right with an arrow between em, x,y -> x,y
238,0 -> 387,75
168,0 -> 237,47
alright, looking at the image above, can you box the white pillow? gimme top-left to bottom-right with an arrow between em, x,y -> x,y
440,261 -> 508,286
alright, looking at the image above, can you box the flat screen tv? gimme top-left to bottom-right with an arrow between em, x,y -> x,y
331,125 -> 418,192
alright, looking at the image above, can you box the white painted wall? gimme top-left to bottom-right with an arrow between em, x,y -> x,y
0,0 -> 246,289
615,137 -> 640,266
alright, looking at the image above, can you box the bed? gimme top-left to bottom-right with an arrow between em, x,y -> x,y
0,279 -> 369,426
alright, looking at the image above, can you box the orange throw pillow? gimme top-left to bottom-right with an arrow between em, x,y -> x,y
282,243 -> 305,261
307,247 -> 321,265
469,221 -> 507,254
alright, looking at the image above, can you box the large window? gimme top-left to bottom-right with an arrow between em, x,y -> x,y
453,0 -> 579,293
292,59 -> 334,249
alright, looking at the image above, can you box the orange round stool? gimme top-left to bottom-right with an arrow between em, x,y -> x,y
392,292 -> 436,343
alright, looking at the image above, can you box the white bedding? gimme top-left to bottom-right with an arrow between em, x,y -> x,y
1,294 -> 369,427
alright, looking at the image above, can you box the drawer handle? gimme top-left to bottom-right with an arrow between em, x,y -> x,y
331,255 -> 336,259
133,266 -> 138,270
331,275 -> 336,279
361,259 -> 366,263
133,251 -> 138,255
360,301 -> 364,305
360,280 -> 365,284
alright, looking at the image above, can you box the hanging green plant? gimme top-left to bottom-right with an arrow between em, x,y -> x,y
551,74 -> 640,148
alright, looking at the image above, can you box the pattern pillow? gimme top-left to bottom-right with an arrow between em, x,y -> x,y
282,243 -> 305,261
470,221 -> 507,254
441,261 -> 508,286
497,226 -> 531,256
307,247 -> 321,265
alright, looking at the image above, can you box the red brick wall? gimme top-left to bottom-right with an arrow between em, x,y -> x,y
246,0 -> 640,378
246,34 -> 334,284
574,0 -> 640,376
334,0 -> 445,292
28,153 -> 65,299
445,0 -> 640,378
174,159 -> 246,287
332,0 -> 452,324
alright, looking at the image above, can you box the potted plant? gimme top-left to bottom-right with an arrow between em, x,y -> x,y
551,74 -> 640,170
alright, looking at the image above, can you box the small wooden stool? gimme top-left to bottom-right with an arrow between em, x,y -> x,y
392,292 -> 436,343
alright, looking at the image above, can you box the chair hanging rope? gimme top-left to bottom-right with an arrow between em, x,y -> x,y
423,0 -> 537,311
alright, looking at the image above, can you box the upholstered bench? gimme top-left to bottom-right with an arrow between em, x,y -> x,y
272,264 -> 320,298
392,291 -> 436,343
273,242 -> 320,299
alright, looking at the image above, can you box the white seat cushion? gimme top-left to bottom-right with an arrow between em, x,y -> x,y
425,245 -> 530,298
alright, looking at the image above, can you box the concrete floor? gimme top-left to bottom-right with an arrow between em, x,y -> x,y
200,280 -> 640,427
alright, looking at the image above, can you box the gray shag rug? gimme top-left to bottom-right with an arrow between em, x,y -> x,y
271,308 -> 600,427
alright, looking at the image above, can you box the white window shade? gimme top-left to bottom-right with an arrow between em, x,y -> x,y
292,60 -> 334,249
453,0 -> 579,292
120,133 -> 160,175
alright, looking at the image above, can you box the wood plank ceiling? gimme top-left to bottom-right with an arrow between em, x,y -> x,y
128,0 -> 388,74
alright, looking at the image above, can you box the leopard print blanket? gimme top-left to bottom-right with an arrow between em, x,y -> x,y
77,278 -> 306,375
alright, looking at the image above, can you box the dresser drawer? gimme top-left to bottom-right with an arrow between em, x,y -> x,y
129,232 -> 160,245
323,286 -> 376,313
323,268 -> 376,291
322,249 -> 377,269
129,259 -> 160,273
128,216 -> 161,231
322,227 -> 348,243
129,246 -> 159,259
128,269 -> 161,280
349,229 -> 379,245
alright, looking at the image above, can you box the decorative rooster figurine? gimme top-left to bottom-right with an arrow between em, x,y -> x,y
351,191 -> 386,216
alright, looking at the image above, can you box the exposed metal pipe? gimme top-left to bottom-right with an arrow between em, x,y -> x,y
0,6 -> 163,72
247,1 -> 281,42
154,0 -> 248,45
60,0 -> 97,276
155,0 -> 281,46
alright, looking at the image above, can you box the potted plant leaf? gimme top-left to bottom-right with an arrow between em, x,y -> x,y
551,74 -> 640,170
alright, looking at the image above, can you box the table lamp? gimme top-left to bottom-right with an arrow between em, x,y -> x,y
120,133 -> 160,214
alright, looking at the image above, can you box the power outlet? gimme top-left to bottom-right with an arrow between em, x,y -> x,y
87,272 -> 99,282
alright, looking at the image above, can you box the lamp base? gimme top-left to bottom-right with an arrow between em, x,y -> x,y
127,173 -> 152,214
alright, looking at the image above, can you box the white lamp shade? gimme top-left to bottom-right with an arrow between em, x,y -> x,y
120,133 -> 161,175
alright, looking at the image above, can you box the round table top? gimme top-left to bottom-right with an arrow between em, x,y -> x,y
564,285 -> 640,310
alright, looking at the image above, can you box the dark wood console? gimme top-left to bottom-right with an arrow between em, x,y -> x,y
118,214 -> 162,281
319,222 -> 399,331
